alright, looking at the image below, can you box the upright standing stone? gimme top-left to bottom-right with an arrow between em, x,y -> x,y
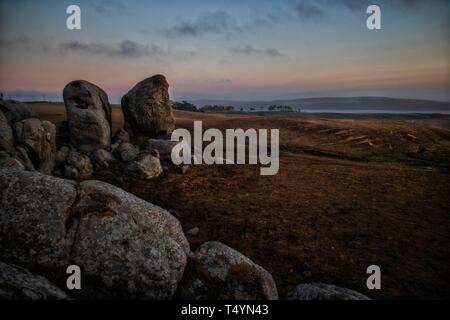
121,75 -> 175,138
63,80 -> 112,153
13,118 -> 56,175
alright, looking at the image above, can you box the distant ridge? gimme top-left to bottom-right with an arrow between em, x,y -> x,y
186,97 -> 450,112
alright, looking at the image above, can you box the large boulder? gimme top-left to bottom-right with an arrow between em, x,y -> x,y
0,110 -> 13,151
0,170 -> 77,269
176,242 -> 278,300
125,153 -> 163,180
0,100 -> 34,125
121,75 -> 175,137
288,283 -> 370,300
0,169 -> 189,299
13,118 -> 56,174
70,180 -> 189,299
63,80 -> 112,153
0,261 -> 71,300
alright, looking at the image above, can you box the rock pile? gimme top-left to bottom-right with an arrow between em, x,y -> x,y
56,77 -> 176,181
0,75 -> 184,181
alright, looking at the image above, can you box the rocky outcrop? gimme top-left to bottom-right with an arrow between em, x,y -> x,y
121,75 -> 175,137
13,118 -> 56,175
0,169 -> 189,299
176,242 -> 278,300
0,100 -> 34,125
125,153 -> 163,180
63,80 -> 112,153
288,283 -> 370,300
0,262 -> 70,300
0,110 -> 14,152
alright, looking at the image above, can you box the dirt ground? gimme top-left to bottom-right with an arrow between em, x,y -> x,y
31,102 -> 450,299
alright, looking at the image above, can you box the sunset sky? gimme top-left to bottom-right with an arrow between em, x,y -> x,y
0,0 -> 449,102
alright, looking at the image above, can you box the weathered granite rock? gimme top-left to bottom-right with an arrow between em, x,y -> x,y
63,149 -> 94,179
113,128 -> 130,143
14,146 -> 36,171
0,100 -> 34,125
70,180 -> 189,299
0,170 -> 77,270
54,146 -> 70,165
125,153 -> 163,180
176,242 -> 278,300
0,110 -> 13,151
121,75 -> 175,137
0,261 -> 71,300
13,118 -> 56,174
0,151 -> 25,170
63,80 -> 112,153
0,169 -> 189,299
114,142 -> 140,162
90,149 -> 116,169
287,283 -> 371,300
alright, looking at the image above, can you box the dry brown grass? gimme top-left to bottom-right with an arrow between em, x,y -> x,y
31,102 -> 450,299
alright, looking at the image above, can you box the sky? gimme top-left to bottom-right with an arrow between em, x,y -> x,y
0,0 -> 449,103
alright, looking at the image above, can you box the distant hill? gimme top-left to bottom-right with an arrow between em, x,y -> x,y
187,97 -> 450,112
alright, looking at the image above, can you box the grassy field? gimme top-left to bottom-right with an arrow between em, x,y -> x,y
31,102 -> 450,299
